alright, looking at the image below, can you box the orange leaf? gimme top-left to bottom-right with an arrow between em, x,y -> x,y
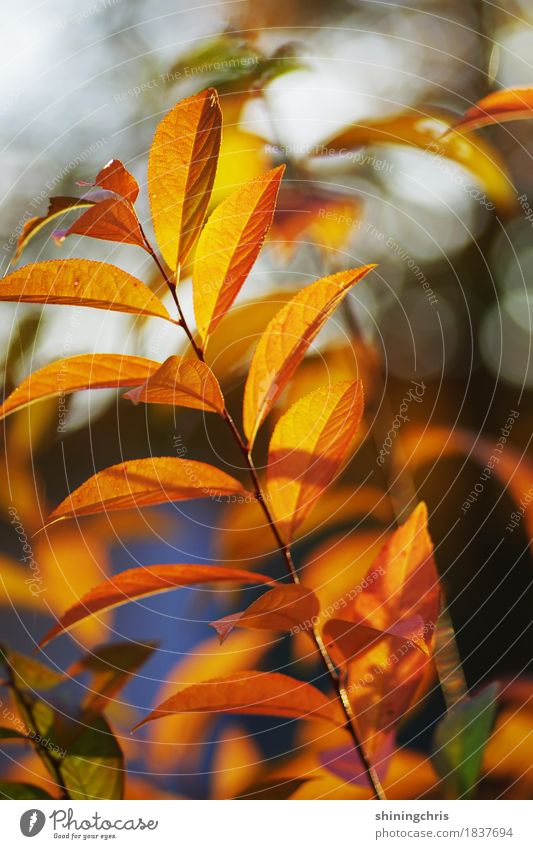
46,456 -> 249,524
0,354 -> 160,420
342,503 -> 440,755
148,88 -> 222,270
193,166 -> 284,342
40,564 -> 274,647
267,380 -> 364,542
12,197 -> 94,264
57,198 -> 146,249
323,614 -> 431,665
91,159 -> 139,203
124,355 -> 224,414
133,670 -> 343,730
210,584 -> 319,642
452,87 -> 533,133
0,260 -> 172,321
242,266 -> 375,447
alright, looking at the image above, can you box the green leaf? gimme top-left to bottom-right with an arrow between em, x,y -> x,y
0,781 -> 54,800
0,645 -> 63,691
0,727 -> 29,741
60,716 -> 124,800
432,683 -> 499,799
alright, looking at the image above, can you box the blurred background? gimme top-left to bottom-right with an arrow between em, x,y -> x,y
0,0 -> 532,799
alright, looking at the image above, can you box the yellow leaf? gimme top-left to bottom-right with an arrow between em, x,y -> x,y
243,265 -> 375,447
0,354 -> 160,420
323,108 -> 516,215
0,260 -> 172,321
148,88 -> 222,270
193,166 -> 284,342
123,355 -> 224,414
133,670 -> 343,730
267,380 -> 364,542
46,456 -> 249,524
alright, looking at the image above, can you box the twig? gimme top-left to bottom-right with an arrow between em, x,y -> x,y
146,241 -> 387,801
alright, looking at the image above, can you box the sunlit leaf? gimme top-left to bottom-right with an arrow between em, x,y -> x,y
432,683 -> 499,799
40,564 -> 274,647
84,159 -> 139,203
148,88 -> 222,270
243,265 -> 375,446
323,108 -> 516,214
12,197 -> 94,264
46,456 -> 249,525
55,198 -> 146,249
193,166 -> 284,342
133,670 -> 343,730
323,614 -> 431,665
0,354 -> 160,420
340,504 -> 441,755
452,88 -> 533,133
210,584 -> 319,642
0,260 -> 173,321
124,355 -> 224,414
267,380 -> 364,542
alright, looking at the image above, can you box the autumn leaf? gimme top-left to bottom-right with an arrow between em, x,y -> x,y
83,159 -> 140,203
339,503 -> 441,755
243,265 -> 375,447
193,166 -> 284,342
0,354 -> 160,420
210,584 -> 319,642
452,88 -> 533,133
11,197 -> 94,264
0,259 -> 172,321
323,108 -> 516,214
266,380 -> 364,542
148,88 -> 222,270
40,564 -> 273,646
55,198 -> 146,249
124,355 -> 224,414
45,456 -> 249,524
133,670 -> 343,730
323,614 -> 431,665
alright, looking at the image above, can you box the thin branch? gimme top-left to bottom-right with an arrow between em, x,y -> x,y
147,243 -> 387,801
